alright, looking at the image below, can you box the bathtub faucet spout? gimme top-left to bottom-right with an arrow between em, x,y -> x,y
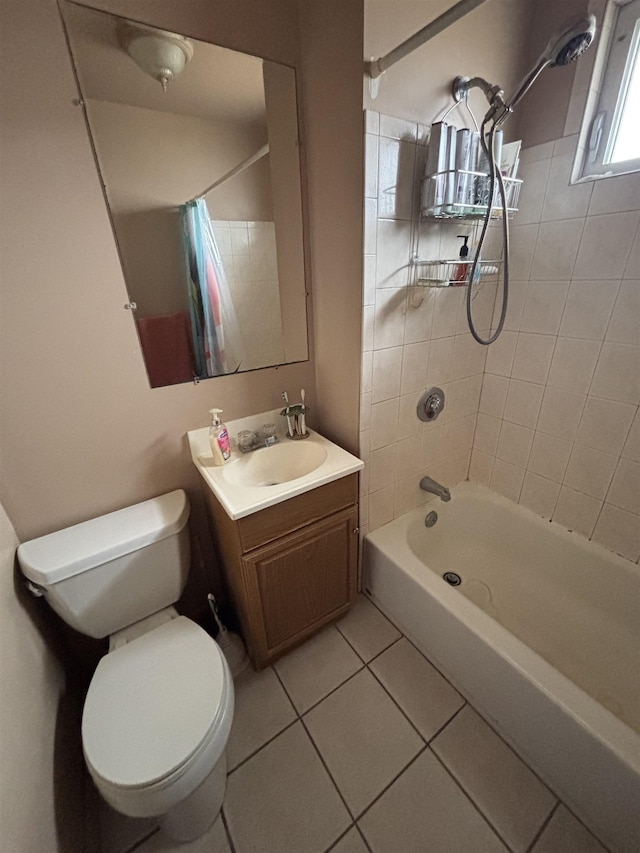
419,476 -> 451,502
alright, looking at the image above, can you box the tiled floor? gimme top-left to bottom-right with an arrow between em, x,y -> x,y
128,596 -> 608,853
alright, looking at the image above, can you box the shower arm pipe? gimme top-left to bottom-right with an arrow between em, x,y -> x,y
194,144 -> 269,200
455,55 -> 552,127
365,0 -> 487,89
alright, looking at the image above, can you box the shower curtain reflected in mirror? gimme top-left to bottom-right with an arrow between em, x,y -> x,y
181,199 -> 245,377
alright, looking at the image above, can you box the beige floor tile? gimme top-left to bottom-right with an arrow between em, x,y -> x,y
224,722 -> 350,853
304,669 -> 423,816
136,815 -> 230,853
370,638 -> 464,740
336,594 -> 401,661
432,705 -> 556,852
532,805 -> 607,853
226,667 -> 297,770
329,827 -> 370,853
358,749 -> 509,852
274,626 -> 363,713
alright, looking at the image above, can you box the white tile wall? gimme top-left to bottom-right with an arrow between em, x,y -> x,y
211,220 -> 284,370
359,112 -> 480,534
467,132 -> 640,564
360,111 -> 639,564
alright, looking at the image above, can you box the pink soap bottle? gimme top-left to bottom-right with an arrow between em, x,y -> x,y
209,408 -> 231,466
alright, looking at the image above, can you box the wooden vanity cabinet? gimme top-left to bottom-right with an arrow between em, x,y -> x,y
202,474 -> 359,668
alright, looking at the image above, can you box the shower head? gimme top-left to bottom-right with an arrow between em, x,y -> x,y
499,13 -> 597,120
452,13 -> 597,127
544,13 -> 597,67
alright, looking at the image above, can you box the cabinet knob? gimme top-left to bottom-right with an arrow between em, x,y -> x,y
352,527 -> 359,534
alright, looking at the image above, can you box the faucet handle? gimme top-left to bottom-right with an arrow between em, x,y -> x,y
417,387 -> 445,423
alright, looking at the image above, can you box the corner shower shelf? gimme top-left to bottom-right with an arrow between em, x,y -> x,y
421,169 -> 522,220
410,257 -> 502,288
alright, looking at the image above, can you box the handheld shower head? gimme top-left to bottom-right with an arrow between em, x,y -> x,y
544,13 -> 597,67
452,13 -> 597,128
500,13 -> 597,119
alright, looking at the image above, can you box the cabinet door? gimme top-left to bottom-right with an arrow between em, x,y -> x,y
242,507 -> 358,661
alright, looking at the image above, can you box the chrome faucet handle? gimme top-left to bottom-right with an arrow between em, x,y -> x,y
417,387 -> 445,423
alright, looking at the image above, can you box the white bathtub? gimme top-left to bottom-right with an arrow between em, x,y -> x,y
364,482 -> 640,853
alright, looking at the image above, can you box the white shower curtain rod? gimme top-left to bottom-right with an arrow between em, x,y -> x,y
194,144 -> 270,200
365,0 -> 487,83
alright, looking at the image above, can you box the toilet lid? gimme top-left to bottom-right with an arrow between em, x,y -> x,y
82,617 -> 226,789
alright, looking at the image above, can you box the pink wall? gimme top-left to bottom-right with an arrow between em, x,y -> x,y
0,0 -> 364,542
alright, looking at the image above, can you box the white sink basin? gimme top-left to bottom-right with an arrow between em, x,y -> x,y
187,409 -> 363,519
222,441 -> 328,488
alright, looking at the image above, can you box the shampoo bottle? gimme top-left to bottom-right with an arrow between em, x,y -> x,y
209,408 -> 231,466
452,235 -> 470,285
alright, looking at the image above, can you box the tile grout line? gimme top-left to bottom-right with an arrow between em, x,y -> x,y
272,664 -> 358,824
429,746 -> 516,853
225,596 -> 609,853
220,807 -> 238,853
365,654 -> 456,748
125,827 -> 160,853
354,822 -> 375,853
425,699 -> 468,745
333,618 -> 394,665
227,715 -> 300,776
323,821 -> 358,853
323,820 -> 375,853
298,712 -> 358,825
524,800 -> 559,853
353,744 -> 429,824
369,599 -> 469,701
363,596 -> 565,822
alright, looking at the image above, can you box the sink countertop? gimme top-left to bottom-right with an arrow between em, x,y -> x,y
187,410 -> 363,520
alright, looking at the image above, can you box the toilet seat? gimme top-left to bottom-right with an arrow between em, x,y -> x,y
82,616 -> 232,806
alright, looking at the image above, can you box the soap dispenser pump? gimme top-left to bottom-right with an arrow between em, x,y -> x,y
209,408 -> 231,466
452,235 -> 470,285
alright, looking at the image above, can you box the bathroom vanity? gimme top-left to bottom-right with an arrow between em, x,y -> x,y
188,414 -> 363,668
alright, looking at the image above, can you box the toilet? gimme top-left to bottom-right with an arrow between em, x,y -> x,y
17,490 -> 234,843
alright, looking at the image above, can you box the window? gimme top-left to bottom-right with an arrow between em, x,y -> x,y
577,0 -> 640,180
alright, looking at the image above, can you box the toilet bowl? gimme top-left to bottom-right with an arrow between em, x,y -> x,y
83,613 -> 234,840
17,490 -> 235,842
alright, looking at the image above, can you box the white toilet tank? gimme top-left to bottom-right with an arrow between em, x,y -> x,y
17,490 -> 190,638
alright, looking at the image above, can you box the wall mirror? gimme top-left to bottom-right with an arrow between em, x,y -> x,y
62,2 -> 309,387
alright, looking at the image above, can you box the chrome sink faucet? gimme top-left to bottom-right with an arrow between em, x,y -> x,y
419,476 -> 451,502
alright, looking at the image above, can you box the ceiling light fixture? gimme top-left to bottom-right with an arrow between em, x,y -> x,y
118,22 -> 194,92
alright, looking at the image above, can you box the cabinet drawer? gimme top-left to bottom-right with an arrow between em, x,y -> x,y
237,473 -> 358,551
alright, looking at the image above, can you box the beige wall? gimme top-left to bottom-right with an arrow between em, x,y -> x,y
299,0 -> 365,454
517,0 -> 587,148
364,0 -> 533,137
0,1 -> 363,848
0,503 -> 73,851
0,0 -> 318,544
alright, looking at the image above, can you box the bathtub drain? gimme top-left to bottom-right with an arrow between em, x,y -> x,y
443,572 -> 462,587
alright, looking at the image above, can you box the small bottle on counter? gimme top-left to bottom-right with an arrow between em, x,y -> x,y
209,408 -> 231,466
